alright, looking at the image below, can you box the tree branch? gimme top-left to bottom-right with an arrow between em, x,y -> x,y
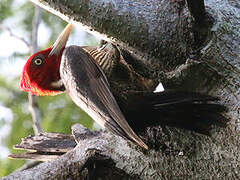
6,124 -> 144,179
28,5 -> 43,135
29,0 -> 193,71
31,5 -> 41,53
0,26 -> 31,48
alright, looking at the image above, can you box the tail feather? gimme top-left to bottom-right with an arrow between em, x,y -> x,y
147,91 -> 219,106
121,91 -> 228,135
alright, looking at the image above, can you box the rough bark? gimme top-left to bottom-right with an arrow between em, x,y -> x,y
5,0 -> 240,179
5,124 -> 143,179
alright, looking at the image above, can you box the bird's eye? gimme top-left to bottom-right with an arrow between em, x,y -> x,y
34,58 -> 43,66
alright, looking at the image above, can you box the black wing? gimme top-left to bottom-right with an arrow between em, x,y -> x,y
60,45 -> 148,149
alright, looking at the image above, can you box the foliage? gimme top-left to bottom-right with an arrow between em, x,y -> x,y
0,0 -> 13,23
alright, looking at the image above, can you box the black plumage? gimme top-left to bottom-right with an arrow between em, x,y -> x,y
61,42 -> 228,149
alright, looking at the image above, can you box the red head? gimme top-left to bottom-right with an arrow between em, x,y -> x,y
20,24 -> 73,96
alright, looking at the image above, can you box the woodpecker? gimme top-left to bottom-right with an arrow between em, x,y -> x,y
20,24 -> 227,149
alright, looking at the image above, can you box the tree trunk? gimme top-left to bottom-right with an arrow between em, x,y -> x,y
4,0 -> 240,179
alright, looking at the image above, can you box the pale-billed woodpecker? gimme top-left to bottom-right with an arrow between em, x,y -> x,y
20,24 -> 227,150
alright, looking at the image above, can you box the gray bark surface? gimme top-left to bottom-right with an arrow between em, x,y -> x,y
5,0 -> 240,179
